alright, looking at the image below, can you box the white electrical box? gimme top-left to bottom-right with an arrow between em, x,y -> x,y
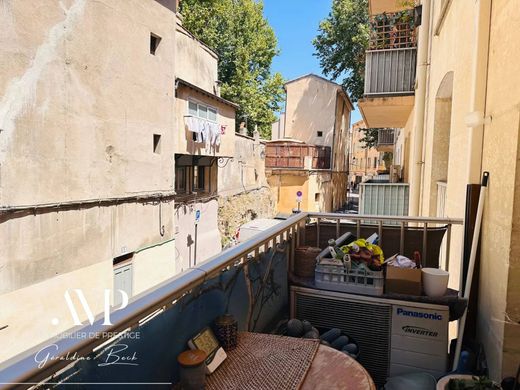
390,304 -> 449,377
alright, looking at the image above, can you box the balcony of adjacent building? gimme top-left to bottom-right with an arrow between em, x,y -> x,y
375,128 -> 396,152
1,212 -> 472,389
358,6 -> 418,129
264,140 -> 331,170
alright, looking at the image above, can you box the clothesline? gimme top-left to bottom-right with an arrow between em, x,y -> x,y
185,115 -> 221,149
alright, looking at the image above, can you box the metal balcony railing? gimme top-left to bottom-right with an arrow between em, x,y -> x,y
0,212 -> 463,388
364,48 -> 417,96
377,129 -> 395,145
364,10 -> 417,97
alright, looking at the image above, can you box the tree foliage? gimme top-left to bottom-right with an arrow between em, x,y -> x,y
313,0 -> 369,102
180,0 -> 285,138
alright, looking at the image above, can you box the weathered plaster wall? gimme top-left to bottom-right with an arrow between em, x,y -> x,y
175,22 -> 218,94
0,0 -> 176,204
218,133 -> 268,196
0,237 -> 174,362
217,133 -> 275,245
0,0 -> 178,363
174,198 -> 221,271
284,75 -> 344,147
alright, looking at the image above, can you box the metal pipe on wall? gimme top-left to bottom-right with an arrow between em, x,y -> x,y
466,0 -> 492,184
409,0 -> 431,216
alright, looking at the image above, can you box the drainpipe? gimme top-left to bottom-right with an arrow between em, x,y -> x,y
466,1 -> 492,184
409,0 -> 432,216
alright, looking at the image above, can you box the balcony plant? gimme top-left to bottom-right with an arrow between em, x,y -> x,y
369,9 -> 416,50
438,375 -> 501,390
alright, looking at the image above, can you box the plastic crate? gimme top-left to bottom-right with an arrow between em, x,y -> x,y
314,264 -> 384,296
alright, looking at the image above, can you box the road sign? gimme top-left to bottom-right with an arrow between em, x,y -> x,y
195,209 -> 201,224
296,191 -> 303,203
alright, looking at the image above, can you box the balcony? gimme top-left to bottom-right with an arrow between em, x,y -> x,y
0,213 -> 465,388
376,128 -> 396,152
265,142 -> 331,170
359,9 -> 417,128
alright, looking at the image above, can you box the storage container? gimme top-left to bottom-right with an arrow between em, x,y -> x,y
315,264 -> 384,296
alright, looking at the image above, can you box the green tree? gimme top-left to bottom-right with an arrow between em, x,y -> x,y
313,0 -> 369,102
180,0 -> 285,138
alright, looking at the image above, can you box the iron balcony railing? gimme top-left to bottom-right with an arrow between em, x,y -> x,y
364,48 -> 417,96
377,129 -> 396,145
364,9 -> 417,97
0,212 -> 463,388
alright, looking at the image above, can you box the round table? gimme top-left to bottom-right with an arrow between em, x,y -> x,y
301,344 -> 376,390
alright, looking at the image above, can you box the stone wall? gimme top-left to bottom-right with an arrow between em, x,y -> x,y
218,187 -> 276,247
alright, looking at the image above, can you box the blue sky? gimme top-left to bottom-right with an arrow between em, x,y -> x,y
262,0 -> 362,123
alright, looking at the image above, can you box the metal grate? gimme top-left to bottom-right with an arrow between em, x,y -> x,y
292,289 -> 391,387
364,48 -> 417,96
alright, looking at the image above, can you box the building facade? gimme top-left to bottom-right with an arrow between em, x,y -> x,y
267,74 -> 353,214
359,0 -> 520,380
0,0 -> 180,363
349,120 -> 387,185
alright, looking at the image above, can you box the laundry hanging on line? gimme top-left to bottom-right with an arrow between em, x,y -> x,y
184,116 -> 221,147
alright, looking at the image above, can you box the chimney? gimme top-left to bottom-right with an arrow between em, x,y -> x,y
214,80 -> 222,97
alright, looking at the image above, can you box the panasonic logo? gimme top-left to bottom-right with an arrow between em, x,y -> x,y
402,326 -> 439,337
396,308 -> 443,320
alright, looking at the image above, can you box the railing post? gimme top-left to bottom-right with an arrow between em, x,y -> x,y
400,221 -> 405,255
445,224 -> 452,271
316,218 -> 321,248
422,222 -> 428,267
290,225 -> 296,273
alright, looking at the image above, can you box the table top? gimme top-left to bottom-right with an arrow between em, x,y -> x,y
301,344 -> 376,390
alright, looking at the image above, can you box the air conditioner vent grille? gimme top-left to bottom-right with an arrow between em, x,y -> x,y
294,292 -> 391,386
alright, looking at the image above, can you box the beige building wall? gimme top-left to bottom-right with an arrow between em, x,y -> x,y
268,74 -> 352,214
349,120 -> 385,182
0,0 -> 179,363
284,74 -> 349,147
175,24 -> 219,94
396,0 -> 520,379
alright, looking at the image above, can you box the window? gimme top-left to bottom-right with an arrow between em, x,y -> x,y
315,193 -> 321,202
150,33 -> 161,55
374,158 -> 377,168
188,101 -> 218,122
193,166 -> 206,191
317,131 -> 323,137
175,166 -> 187,193
153,134 -> 161,154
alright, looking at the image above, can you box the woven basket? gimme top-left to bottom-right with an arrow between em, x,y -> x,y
294,246 -> 322,278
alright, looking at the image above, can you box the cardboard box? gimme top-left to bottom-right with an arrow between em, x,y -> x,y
385,266 -> 422,295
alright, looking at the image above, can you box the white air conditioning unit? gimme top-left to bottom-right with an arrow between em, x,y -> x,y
290,286 -> 449,386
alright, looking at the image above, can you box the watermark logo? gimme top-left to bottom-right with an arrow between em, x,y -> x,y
52,289 -> 129,327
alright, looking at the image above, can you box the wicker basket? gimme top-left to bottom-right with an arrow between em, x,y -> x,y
294,246 -> 322,278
